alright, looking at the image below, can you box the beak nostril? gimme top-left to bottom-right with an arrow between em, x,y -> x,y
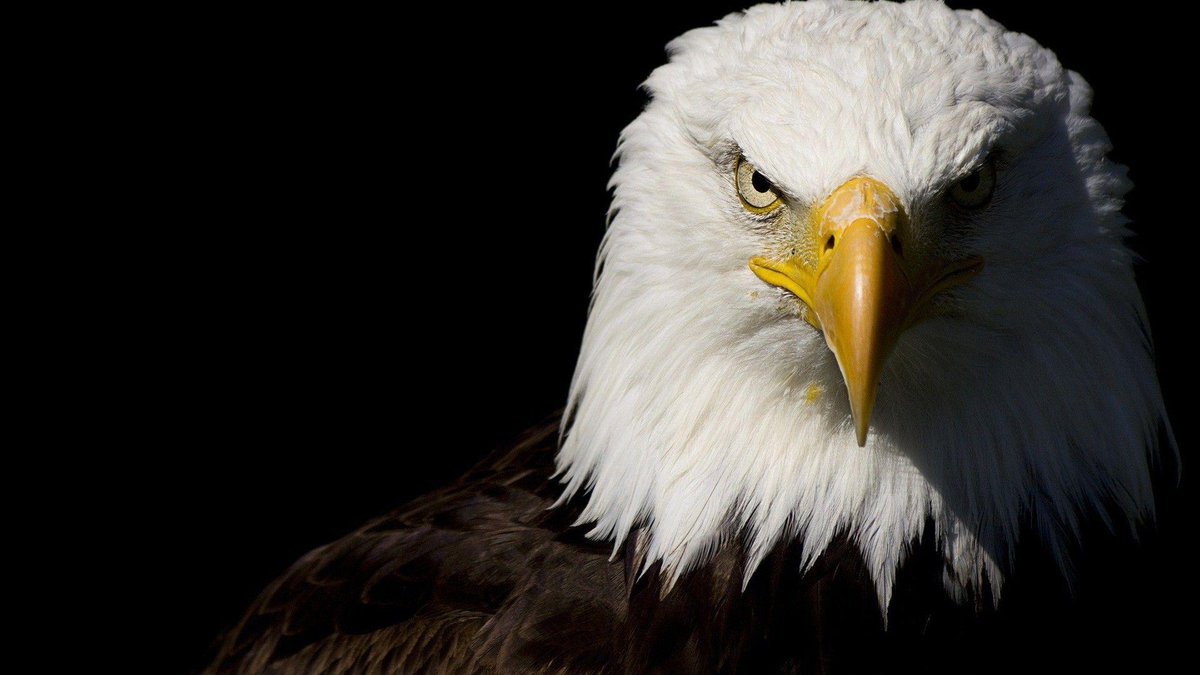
825,235 -> 836,252
891,235 -> 903,256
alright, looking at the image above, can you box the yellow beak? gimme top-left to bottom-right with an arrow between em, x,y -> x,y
750,177 -> 981,446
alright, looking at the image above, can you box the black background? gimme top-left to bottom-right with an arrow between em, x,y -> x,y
169,2 -> 1194,671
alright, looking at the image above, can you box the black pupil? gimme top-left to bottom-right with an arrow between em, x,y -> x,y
751,171 -> 771,193
958,172 -> 980,192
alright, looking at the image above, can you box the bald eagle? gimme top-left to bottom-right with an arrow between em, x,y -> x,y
207,2 -> 1172,672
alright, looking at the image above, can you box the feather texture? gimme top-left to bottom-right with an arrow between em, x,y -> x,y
210,2 -> 1172,671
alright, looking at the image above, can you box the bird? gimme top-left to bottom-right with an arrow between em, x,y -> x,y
206,1 -> 1173,672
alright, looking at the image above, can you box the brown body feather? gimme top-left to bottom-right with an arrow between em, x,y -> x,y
206,418 -> 992,674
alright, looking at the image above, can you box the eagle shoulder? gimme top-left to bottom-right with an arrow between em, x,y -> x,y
206,420 -> 629,674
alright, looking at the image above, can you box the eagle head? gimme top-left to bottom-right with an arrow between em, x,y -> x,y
557,1 -> 1170,610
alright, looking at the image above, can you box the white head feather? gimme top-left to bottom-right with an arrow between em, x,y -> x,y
556,0 -> 1168,611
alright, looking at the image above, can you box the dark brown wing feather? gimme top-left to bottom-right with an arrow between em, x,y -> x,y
206,417 -> 957,674
206,420 -> 625,674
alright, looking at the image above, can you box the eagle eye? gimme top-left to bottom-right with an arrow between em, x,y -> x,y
736,157 -> 782,214
947,160 -> 996,209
